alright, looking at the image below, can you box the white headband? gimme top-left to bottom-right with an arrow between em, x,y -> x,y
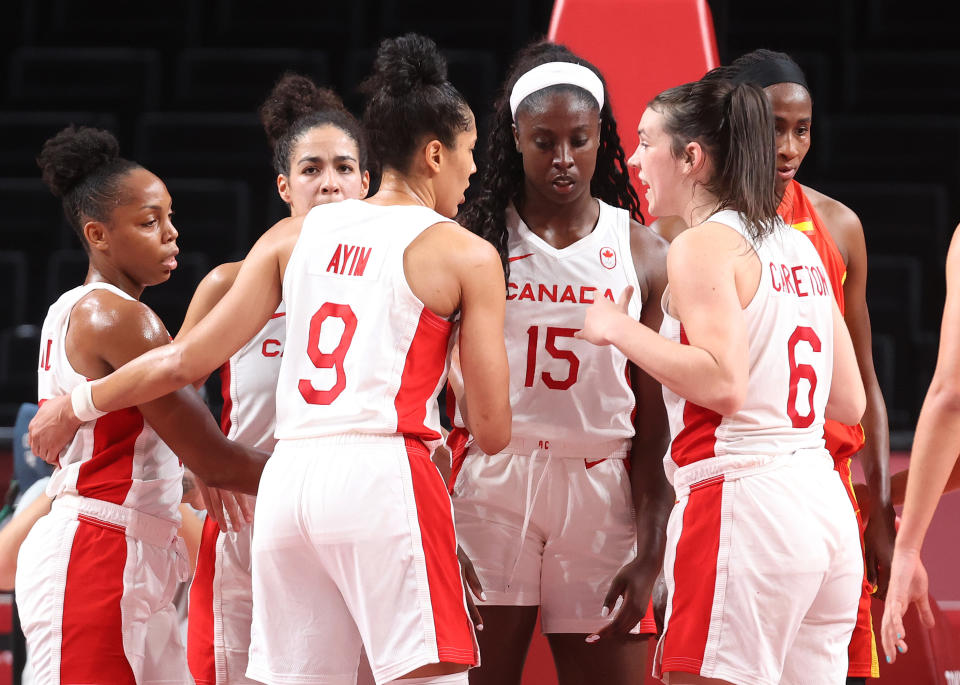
509,62 -> 605,119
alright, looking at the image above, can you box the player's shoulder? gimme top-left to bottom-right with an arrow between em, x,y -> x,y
72,287 -> 168,346
800,184 -> 864,243
424,220 -> 501,268
197,261 -> 243,301
629,219 -> 669,261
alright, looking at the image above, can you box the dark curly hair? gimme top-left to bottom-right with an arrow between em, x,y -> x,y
37,125 -> 141,249
459,41 -> 642,276
359,33 -> 472,174
259,73 -> 369,176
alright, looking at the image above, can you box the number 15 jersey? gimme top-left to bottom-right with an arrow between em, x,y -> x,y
500,200 -> 642,451
275,200 -> 454,446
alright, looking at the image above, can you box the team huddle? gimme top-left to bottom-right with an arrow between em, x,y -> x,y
21,32 -> 902,685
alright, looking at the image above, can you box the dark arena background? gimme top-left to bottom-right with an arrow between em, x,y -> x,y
1,1 -> 958,683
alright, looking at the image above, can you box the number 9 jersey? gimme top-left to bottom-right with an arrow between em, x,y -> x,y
496,200 -> 642,451
275,199 -> 454,447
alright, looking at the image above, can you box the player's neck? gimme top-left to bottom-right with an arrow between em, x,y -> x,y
84,261 -> 144,300
517,185 -> 599,248
369,171 -> 433,209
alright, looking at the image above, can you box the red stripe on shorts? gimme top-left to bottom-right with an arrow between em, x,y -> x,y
670,327 -> 722,468
188,515 -> 222,684
79,408 -> 142,505
659,475 -> 724,676
61,517 -> 136,684
405,436 -> 477,666
220,359 -> 233,436
395,308 -> 452,443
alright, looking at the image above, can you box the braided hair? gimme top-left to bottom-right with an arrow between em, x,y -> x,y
459,41 -> 642,276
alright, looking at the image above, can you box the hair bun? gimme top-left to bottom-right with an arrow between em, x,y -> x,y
366,33 -> 448,98
37,125 -> 122,198
260,73 -> 347,147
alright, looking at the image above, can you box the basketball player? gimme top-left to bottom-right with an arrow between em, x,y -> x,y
452,42 -> 670,685
28,33 -> 511,685
184,74 -> 370,685
880,223 -> 960,663
577,78 -> 866,683
17,126 -> 266,684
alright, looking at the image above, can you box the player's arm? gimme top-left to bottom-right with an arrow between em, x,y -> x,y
825,299 -> 867,425
881,226 -> 960,660
453,231 -> 511,455
0,493 -> 53,591
177,261 -> 242,381
578,223 -> 750,415
824,194 -> 897,594
597,224 -> 673,639
77,295 -> 266,493
29,217 -> 299,463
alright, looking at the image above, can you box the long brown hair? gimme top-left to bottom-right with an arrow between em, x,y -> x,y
650,78 -> 778,243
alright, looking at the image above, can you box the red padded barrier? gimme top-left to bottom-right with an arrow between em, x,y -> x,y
548,0 -> 719,220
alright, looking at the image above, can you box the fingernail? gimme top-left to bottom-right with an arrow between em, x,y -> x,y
886,656 -> 892,664
897,645 -> 905,653
480,592 -> 487,601
897,633 -> 902,640
601,606 -> 610,618
585,634 -> 600,643
477,624 -> 483,631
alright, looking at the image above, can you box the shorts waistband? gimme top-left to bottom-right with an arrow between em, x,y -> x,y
501,437 -> 629,459
53,494 -> 180,549
672,448 -> 833,497
277,433 -> 430,455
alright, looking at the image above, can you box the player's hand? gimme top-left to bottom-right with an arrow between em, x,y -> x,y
197,481 -> 255,533
28,394 -> 80,466
881,547 -> 934,664
863,500 -> 896,600
458,545 -> 486,631
587,555 -> 657,643
575,286 -> 633,347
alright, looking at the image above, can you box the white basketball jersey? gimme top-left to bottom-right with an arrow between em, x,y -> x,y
38,283 -> 183,524
275,200 -> 453,444
661,210 -> 835,484
220,305 -> 285,453
451,200 -> 641,457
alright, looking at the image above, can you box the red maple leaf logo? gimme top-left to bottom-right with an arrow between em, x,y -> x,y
602,249 -> 614,258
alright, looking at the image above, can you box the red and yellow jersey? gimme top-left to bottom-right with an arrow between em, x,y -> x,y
777,180 -> 865,461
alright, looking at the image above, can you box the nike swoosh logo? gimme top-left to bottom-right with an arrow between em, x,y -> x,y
508,253 -> 535,262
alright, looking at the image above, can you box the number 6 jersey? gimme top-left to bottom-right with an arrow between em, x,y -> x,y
487,200 -> 642,452
275,200 -> 454,446
660,210 -> 835,485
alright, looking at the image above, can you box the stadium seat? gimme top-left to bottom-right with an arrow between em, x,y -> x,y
29,0 -> 199,46
715,0 -> 853,54
0,324 -> 40,408
7,47 -> 161,110
205,0 -> 366,48
845,51 -> 960,114
867,255 -> 923,336
0,112 -> 119,177
134,112 -> 270,179
174,49 -> 330,111
861,0 -> 957,49
817,116 -> 960,188
44,249 -> 87,306
0,178 -> 67,253
163,178 -> 252,262
0,252 -> 27,328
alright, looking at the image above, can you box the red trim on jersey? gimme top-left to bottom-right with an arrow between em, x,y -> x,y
395,308 -> 453,442
220,360 -> 233,436
669,326 -> 722,468
79,408 -> 142,505
61,518 -> 136,684
405,437 -> 477,666
269,312 -> 286,319
187,516 -> 221,685
778,180 -> 865,460
659,475 -> 724,677
445,384 -> 470,493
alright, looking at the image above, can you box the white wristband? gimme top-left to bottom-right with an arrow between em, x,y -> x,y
71,382 -> 107,422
